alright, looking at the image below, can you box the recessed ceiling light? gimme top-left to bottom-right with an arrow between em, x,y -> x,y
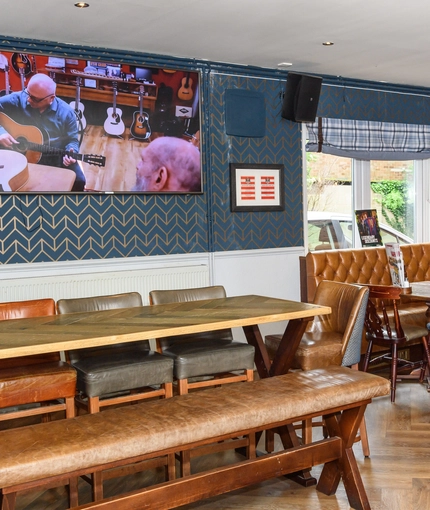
277,62 -> 293,68
74,2 -> 89,7
322,41 -> 334,46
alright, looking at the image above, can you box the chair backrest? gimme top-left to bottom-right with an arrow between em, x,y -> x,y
149,285 -> 233,350
364,285 -> 405,342
0,298 -> 59,368
56,292 -> 150,362
311,281 -> 369,366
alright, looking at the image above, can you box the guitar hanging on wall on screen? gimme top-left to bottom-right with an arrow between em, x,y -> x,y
11,53 -> 32,76
103,82 -> 125,137
69,77 -> 87,133
19,68 -> 26,91
0,112 -> 106,167
130,85 -> 151,141
0,64 -> 11,97
177,72 -> 194,101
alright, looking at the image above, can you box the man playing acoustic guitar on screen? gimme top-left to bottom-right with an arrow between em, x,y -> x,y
0,73 -> 86,191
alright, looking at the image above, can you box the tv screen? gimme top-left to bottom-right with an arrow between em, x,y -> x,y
135,67 -> 153,83
0,51 -> 201,194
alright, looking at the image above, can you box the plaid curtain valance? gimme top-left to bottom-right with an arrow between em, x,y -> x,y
306,117 -> 430,160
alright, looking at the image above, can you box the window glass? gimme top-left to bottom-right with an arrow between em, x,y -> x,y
370,161 -> 414,241
306,153 -> 415,250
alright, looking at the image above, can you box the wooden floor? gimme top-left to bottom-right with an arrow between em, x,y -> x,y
9,375 -> 430,510
79,125 -> 149,192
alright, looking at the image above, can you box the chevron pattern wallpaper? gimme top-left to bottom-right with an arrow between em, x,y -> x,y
208,73 -> 302,251
0,37 -> 428,265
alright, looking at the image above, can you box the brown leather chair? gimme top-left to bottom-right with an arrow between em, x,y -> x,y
56,292 -> 174,414
363,284 -> 430,402
149,285 -> 255,395
265,281 -> 370,455
0,298 -> 77,423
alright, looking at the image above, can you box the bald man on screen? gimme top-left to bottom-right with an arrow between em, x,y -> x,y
134,136 -> 201,192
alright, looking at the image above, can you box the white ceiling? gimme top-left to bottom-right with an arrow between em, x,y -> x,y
1,0 -> 430,89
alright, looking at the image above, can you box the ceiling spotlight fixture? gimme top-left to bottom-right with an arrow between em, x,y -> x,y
322,41 -> 334,46
277,62 -> 293,68
74,2 -> 89,7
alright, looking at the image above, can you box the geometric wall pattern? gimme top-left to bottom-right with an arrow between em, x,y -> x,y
1,36 -> 429,265
208,73 -> 303,251
0,193 -> 209,264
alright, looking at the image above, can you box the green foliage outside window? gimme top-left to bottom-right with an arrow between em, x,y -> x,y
370,180 -> 414,238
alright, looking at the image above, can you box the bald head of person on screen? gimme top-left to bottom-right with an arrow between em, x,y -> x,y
134,136 -> 201,192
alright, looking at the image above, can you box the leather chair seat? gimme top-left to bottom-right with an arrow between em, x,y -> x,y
0,361 -> 76,409
266,332 -> 343,372
162,340 -> 256,380
57,292 -> 174,414
73,351 -> 174,398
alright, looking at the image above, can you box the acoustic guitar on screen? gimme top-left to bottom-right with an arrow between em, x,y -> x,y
0,112 -> 106,167
0,64 -> 11,97
130,85 -> 151,141
177,73 -> 194,101
103,82 -> 125,137
69,77 -> 87,133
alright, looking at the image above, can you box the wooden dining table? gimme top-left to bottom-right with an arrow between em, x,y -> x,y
0,294 -> 330,381
0,293 -> 330,487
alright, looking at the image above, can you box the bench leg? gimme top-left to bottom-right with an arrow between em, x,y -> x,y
166,453 -> 176,480
0,491 -> 16,510
277,423 -> 316,487
92,472 -> 103,502
180,450 -> 191,477
68,477 -> 79,507
317,404 -> 370,510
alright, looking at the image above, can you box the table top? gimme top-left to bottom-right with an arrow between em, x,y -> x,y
0,295 -> 330,359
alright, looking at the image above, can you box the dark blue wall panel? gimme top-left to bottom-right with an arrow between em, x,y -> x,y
0,36 -> 429,264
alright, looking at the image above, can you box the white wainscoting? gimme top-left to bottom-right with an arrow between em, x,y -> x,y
0,247 -> 304,341
0,253 -> 211,304
211,246 -> 305,340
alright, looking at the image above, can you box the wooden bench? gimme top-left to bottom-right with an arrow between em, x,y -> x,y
0,366 -> 390,510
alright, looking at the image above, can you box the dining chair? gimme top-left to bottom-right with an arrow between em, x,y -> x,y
149,285 -> 255,395
149,285 -> 256,476
265,280 -> 370,455
56,292 -> 174,414
0,298 -> 77,424
56,293 -> 175,501
363,284 -> 430,403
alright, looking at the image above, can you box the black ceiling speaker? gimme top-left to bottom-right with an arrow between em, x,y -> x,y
281,72 -> 322,123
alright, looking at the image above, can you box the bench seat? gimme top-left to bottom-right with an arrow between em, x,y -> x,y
0,366 -> 390,510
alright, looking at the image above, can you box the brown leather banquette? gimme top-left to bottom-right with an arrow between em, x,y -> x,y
301,243 -> 430,352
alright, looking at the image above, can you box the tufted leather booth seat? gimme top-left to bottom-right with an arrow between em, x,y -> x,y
301,243 -> 430,353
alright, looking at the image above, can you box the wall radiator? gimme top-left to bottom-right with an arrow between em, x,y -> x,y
0,264 -> 210,304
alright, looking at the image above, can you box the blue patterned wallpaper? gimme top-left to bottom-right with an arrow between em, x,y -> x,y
1,36 -> 429,265
208,73 -> 302,251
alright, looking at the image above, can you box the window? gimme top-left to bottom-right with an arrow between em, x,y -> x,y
305,152 -> 417,251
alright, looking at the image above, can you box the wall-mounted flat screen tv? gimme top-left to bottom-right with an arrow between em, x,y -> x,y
0,51 -> 201,194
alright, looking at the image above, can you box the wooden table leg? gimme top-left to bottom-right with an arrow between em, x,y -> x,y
243,319 -> 317,486
317,404 -> 370,510
270,317 -> 313,377
242,324 -> 272,379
